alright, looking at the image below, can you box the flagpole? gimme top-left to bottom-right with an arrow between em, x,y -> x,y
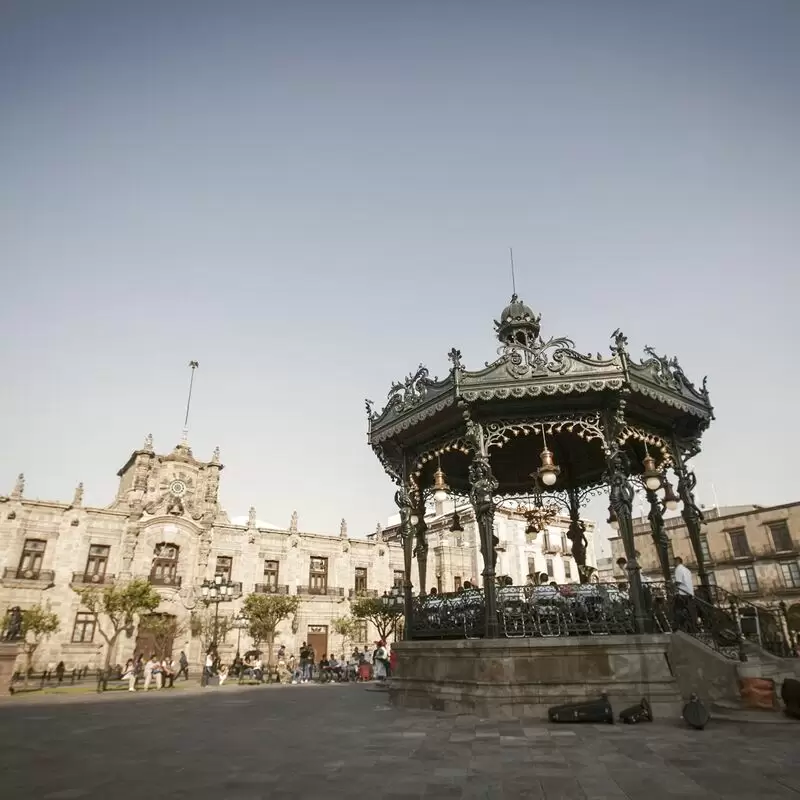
182,360 -> 199,442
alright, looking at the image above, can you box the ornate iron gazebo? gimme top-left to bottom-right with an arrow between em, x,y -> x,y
366,295 -> 714,639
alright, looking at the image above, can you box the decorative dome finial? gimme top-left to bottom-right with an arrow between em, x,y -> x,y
494,295 -> 541,348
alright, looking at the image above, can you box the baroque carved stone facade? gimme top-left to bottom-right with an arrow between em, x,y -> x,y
0,438 -> 409,670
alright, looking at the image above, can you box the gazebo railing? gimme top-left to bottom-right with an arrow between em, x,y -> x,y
407,581 -> 793,661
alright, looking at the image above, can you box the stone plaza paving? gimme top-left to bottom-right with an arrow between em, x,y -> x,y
1,684 -> 799,799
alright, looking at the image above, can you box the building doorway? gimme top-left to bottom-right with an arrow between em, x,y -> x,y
136,613 -> 179,660
307,625 -> 328,661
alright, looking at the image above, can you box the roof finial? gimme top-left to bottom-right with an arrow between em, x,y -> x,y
509,246 -> 517,299
181,361 -> 199,443
10,473 -> 24,499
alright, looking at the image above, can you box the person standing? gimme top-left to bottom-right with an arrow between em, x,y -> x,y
673,557 -> 696,631
176,650 -> 189,681
201,650 -> 214,687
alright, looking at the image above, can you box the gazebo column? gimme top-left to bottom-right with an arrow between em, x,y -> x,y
413,492 -> 429,596
466,437 -> 500,638
566,488 -> 589,583
645,488 -> 672,584
672,449 -> 711,597
604,411 -> 648,633
395,484 -> 416,640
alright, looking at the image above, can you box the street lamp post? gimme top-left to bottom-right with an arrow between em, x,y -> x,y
201,575 -> 237,652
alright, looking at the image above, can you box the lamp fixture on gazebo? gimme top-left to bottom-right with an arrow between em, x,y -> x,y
449,504 -> 465,532
537,429 -> 560,487
433,457 -> 449,503
662,478 -> 680,511
641,444 -> 663,491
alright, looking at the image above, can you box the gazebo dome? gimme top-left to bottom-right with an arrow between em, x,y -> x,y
500,295 -> 535,323
495,294 -> 541,347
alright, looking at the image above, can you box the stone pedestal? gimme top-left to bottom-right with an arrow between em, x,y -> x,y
389,635 -> 683,720
0,643 -> 22,695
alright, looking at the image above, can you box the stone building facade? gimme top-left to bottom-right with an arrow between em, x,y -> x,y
609,502 -> 800,626
376,499 -> 598,591
0,437 -> 408,671
0,436 -> 598,671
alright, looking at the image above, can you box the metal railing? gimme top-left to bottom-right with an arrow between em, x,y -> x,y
349,588 -> 379,599
3,567 -> 55,583
700,585 -> 796,659
254,583 -> 289,595
148,574 -> 183,588
405,580 -> 797,661
71,572 -> 115,586
297,586 -> 344,597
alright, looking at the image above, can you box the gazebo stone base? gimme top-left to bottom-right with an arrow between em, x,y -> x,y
0,643 -> 22,694
389,635 -> 683,720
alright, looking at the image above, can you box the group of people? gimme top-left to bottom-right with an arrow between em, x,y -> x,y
122,651 -> 190,692
287,641 -> 393,684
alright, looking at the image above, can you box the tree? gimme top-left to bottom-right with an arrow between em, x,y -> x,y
351,596 -> 403,643
242,593 -> 300,670
1,604 -> 59,683
331,616 -> 358,656
190,609 -> 234,653
75,578 -> 161,680
137,614 -> 187,659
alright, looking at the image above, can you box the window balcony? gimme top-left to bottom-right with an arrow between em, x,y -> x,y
2,567 -> 55,584
148,574 -> 182,588
297,586 -> 344,597
71,572 -> 115,586
349,588 -> 379,600
254,583 -> 289,595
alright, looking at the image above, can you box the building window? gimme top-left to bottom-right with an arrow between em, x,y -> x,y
564,560 -> 572,581
393,570 -> 405,588
527,558 -> 537,581
309,557 -> 328,593
71,612 -> 96,643
454,575 -> 462,591
738,566 -> 758,593
354,567 -> 368,595
151,543 -> 179,585
561,533 -> 568,552
215,556 -> 233,582
707,571 -> 717,587
780,562 -> 800,589
699,535 -> 711,561
263,560 -> 279,589
542,532 -> 551,551
85,545 -> 110,579
546,558 -> 554,578
769,522 -> 793,552
354,620 -> 368,643
18,539 -> 46,577
729,529 -> 750,558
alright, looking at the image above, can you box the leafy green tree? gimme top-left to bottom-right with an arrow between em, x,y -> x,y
351,596 -> 403,643
2,604 -> 59,683
75,578 -> 161,677
242,593 -> 300,669
331,615 -> 358,656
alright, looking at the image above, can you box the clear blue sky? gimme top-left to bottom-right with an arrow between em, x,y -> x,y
2,1 -> 798,545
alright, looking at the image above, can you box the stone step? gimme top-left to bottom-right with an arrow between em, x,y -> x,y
710,706 -> 797,724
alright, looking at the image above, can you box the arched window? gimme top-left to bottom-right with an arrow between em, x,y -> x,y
150,543 -> 180,586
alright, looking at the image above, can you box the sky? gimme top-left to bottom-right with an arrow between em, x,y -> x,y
1,0 -> 799,552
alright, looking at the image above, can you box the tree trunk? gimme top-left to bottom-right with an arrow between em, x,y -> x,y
100,631 -> 119,691
265,632 -> 275,682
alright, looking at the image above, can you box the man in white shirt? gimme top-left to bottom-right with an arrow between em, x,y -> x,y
674,557 -> 694,596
